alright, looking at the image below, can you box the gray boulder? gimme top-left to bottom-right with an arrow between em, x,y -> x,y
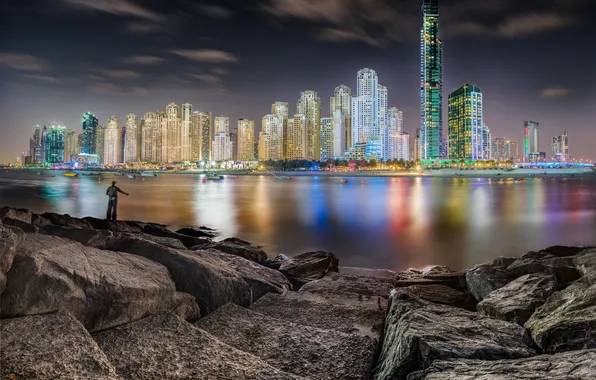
574,248 -> 596,275
35,212 -> 94,228
0,225 -> 23,294
197,303 -> 377,380
279,251 -> 339,289
82,216 -> 145,233
141,223 -> 209,248
0,207 -> 32,223
199,248 -> 291,297
398,284 -> 477,311
1,234 -> 199,331
408,349 -> 596,380
103,237 -> 252,315
93,312 -> 305,380
477,273 -> 558,325
251,287 -> 387,340
465,258 -> 519,301
506,256 -> 581,287
395,266 -> 468,290
374,290 -> 536,380
262,253 -> 290,270
525,270 -> 596,353
300,272 -> 393,298
2,217 -> 38,232
37,224 -> 115,246
198,237 -> 268,263
176,226 -> 218,238
1,311 -> 121,380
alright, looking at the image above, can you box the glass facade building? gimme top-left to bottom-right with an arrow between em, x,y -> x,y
524,121 -> 540,162
45,125 -> 66,163
420,0 -> 443,160
81,112 -> 98,155
448,84 -> 485,160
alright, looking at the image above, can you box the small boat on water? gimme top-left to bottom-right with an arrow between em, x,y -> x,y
205,173 -> 224,180
63,172 -> 78,177
127,174 -> 136,179
141,171 -> 157,177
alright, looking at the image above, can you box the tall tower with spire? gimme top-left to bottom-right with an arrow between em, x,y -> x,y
420,0 -> 443,160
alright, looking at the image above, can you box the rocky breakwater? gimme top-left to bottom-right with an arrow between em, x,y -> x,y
1,206 -> 595,379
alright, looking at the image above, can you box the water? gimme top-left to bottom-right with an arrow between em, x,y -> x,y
1,170 -> 595,271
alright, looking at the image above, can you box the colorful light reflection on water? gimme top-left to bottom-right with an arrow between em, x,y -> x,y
1,171 -> 595,271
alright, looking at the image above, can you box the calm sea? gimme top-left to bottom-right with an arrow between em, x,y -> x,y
1,170 -> 595,271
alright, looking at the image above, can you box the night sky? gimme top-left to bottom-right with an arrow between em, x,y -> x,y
1,0 -> 595,164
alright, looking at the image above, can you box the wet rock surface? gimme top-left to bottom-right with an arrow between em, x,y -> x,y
1,233 -> 197,331
300,272 -> 393,298
279,251 -> 339,289
176,226 -> 218,238
1,311 -> 121,380
197,303 -> 377,380
398,284 -> 477,311
408,349 -> 596,380
94,312 -> 305,380
0,225 -> 23,294
374,290 -> 536,380
198,237 -> 268,263
395,266 -> 467,290
477,273 -> 558,325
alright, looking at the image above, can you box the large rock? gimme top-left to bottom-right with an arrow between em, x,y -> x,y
262,253 -> 290,270
1,311 -> 121,380
374,290 -> 536,380
0,206 -> 32,223
38,224 -> 115,246
506,256 -> 581,287
408,349 -> 596,380
477,273 -> 558,325
200,248 -> 291,297
198,237 -> 268,263
141,223 -> 209,248
197,303 -> 377,380
251,289 -> 387,340
83,216 -> 145,233
399,284 -> 477,311
524,270 -> 596,353
103,237 -> 252,315
0,225 -> 23,294
94,312 -> 305,380
395,265 -> 468,290
2,217 -> 38,232
465,258 -> 519,301
279,251 -> 339,289
34,212 -> 94,229
300,272 -> 393,298
176,226 -> 218,238
1,234 -> 198,331
574,248 -> 596,274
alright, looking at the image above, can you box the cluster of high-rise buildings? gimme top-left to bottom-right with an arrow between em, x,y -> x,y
23,0 -> 572,167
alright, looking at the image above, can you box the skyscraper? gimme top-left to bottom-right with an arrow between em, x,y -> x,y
95,125 -> 105,163
285,114 -> 307,160
332,110 -> 345,158
124,114 -> 138,163
30,125 -> 46,163
420,0 -> 443,160
272,102 -> 289,158
141,112 -> 158,162
297,91 -> 321,161
330,85 -> 352,150
320,117 -> 334,161
492,137 -> 507,162
104,116 -> 120,165
45,124 -> 66,163
524,121 -> 540,162
81,112 -> 98,155
237,119 -> 255,161
552,131 -> 569,162
352,68 -> 378,145
198,112 -> 213,162
212,116 -> 232,161
386,108 -> 408,160
259,114 -> 284,161
181,103 -> 192,161
165,102 -> 180,162
448,84 -> 484,160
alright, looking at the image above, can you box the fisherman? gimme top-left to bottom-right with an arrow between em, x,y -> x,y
106,180 -> 129,220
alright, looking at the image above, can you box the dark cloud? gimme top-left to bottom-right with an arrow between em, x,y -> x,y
171,49 -> 239,63
122,55 -> 166,64
195,3 -> 233,19
541,88 -> 572,98
22,74 -> 62,83
0,53 -> 47,71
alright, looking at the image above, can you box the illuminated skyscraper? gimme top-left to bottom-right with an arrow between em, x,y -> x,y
330,85 -> 352,150
524,121 -> 540,161
259,114 -> 284,161
124,114 -> 138,163
141,112 -> 158,162
181,103 -> 192,161
492,137 -> 506,162
95,125 -> 105,163
45,124 -> 66,163
285,115 -> 307,160
297,91 -> 321,161
104,116 -> 120,165
166,102 -> 180,162
352,68 -> 378,145
237,119 -> 255,161
552,131 -> 569,162
212,116 -> 232,161
320,117 -> 334,161
332,110 -> 345,158
420,0 -> 443,160
387,108 -> 408,160
198,112 -> 213,161
190,111 -> 211,161
81,112 -> 98,155
448,84 -> 484,160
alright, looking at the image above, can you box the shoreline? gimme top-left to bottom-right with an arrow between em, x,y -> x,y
1,206 -> 595,379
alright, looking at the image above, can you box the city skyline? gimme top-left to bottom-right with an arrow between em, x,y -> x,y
1,0 -> 595,163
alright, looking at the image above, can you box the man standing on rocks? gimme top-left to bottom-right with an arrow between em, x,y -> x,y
106,181 -> 129,220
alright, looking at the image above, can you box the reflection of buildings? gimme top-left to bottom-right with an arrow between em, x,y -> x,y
552,131 -> 569,162
524,120 -> 540,162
